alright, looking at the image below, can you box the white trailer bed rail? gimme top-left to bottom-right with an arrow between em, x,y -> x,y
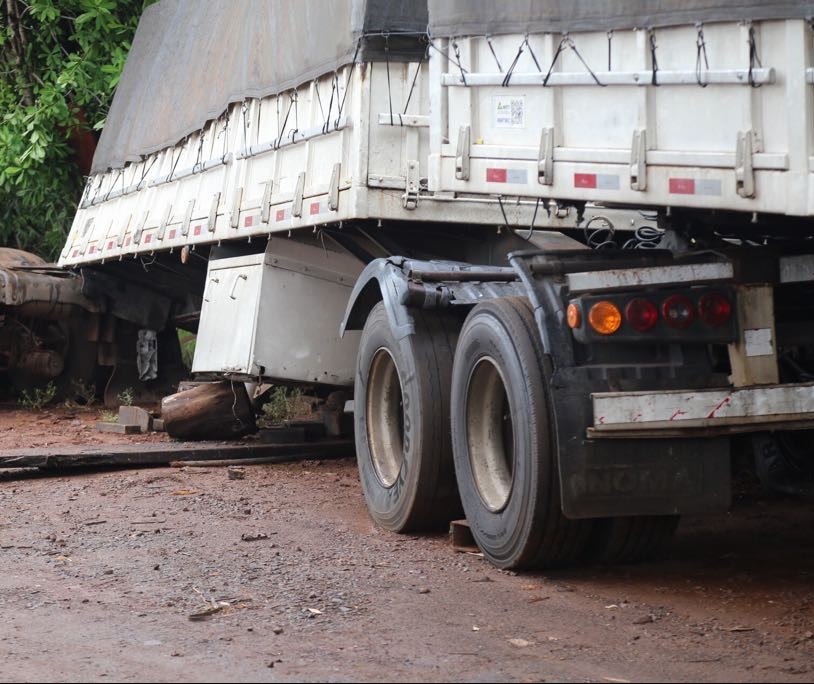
429,19 -> 814,217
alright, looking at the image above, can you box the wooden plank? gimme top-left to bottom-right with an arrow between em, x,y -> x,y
0,439 -> 353,470
169,453 -> 329,468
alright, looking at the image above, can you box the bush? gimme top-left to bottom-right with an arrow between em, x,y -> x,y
19,381 -> 57,411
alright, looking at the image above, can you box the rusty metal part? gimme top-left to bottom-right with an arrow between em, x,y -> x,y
0,248 -> 101,318
17,350 -> 65,379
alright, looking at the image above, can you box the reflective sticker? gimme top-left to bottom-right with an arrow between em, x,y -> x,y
310,202 -> 321,215
244,215 -> 255,227
486,168 -> 527,183
695,179 -> 722,196
108,241 -> 114,250
168,229 -> 177,240
276,207 -> 291,222
669,178 -> 695,194
125,237 -> 131,247
575,173 -> 597,189
144,234 -> 152,244
596,174 -> 620,190
574,173 -> 620,190
669,178 -> 722,196
193,225 -> 202,236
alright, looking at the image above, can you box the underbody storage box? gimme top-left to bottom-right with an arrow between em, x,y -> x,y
192,237 -> 362,385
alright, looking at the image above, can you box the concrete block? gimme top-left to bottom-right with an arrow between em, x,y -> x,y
96,422 -> 141,435
118,405 -> 152,432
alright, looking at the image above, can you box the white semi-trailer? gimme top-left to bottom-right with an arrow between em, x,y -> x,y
62,0 -> 814,568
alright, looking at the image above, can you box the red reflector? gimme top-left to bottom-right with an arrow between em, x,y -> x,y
669,178 -> 695,194
574,173 -> 597,189
698,292 -> 732,326
662,295 -> 695,328
625,298 -> 659,332
486,168 -> 507,183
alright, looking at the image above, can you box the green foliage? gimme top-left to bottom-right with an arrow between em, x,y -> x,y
67,377 -> 97,407
259,387 -> 309,428
19,381 -> 57,410
0,0 -> 155,259
178,330 -> 196,372
116,386 -> 134,406
100,409 -> 118,423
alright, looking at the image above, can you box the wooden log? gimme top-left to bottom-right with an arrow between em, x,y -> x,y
161,380 -> 256,440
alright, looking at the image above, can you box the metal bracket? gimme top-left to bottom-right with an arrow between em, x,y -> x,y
83,219 -> 104,255
292,172 -> 306,217
116,214 -> 133,248
207,192 -> 221,232
329,163 -> 341,211
157,204 -> 173,241
630,128 -> 647,191
230,187 -> 243,229
181,199 -> 196,237
133,212 -> 149,245
537,127 -> 554,186
402,160 -> 420,209
455,125 -> 471,180
735,130 -> 755,198
260,181 -> 274,223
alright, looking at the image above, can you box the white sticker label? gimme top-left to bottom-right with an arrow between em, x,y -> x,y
744,328 -> 774,357
493,96 -> 525,128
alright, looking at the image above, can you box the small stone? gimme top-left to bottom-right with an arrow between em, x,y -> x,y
418,587 -> 430,594
228,467 -> 246,480
272,627 -> 283,635
633,615 -> 655,625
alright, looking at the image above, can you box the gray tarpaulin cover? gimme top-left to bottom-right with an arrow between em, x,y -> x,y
428,1 -> 814,37
92,0 -> 427,174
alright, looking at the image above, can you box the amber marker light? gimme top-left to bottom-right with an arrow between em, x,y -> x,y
588,301 -> 622,335
567,303 -> 581,328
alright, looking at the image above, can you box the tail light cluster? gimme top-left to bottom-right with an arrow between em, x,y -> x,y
567,289 -> 736,343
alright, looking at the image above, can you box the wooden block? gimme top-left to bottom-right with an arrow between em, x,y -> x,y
118,405 -> 152,432
96,422 -> 141,435
449,519 -> 479,553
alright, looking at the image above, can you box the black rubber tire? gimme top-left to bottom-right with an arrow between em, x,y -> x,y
450,296 -> 593,570
354,301 -> 461,532
584,515 -> 680,565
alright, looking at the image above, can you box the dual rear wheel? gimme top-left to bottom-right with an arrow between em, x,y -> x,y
355,297 -> 678,568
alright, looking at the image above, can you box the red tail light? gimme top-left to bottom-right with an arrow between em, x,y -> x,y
662,295 -> 695,328
625,298 -> 659,332
698,292 -> 732,326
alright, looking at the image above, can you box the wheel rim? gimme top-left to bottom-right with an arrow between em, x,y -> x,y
465,357 -> 515,512
366,348 -> 405,488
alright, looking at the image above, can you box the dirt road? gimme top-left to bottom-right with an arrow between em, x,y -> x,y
1,411 -> 813,681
